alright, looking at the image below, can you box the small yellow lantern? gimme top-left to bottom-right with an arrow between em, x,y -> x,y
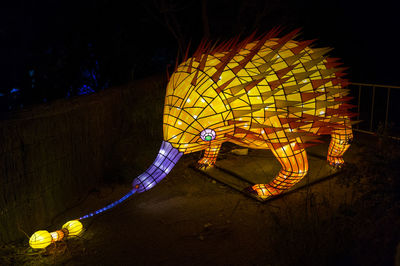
62,220 -> 83,236
29,220 -> 84,249
29,230 -> 52,249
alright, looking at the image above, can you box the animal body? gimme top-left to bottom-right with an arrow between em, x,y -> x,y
133,28 -> 355,199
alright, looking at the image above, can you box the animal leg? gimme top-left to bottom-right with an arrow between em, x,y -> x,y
327,124 -> 353,167
197,143 -> 222,168
251,142 -> 309,199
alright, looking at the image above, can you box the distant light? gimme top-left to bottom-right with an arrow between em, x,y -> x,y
77,85 -> 95,95
10,88 -> 19,93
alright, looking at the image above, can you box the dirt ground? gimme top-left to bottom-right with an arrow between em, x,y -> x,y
2,133 -> 400,266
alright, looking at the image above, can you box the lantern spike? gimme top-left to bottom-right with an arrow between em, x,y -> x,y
216,77 -> 236,94
276,64 -> 298,79
183,40 -> 192,62
271,28 -> 302,50
284,52 -> 307,66
227,77 -> 264,95
302,57 -> 326,71
300,92 -> 327,102
310,47 -> 333,60
290,39 -> 316,54
268,76 -> 291,91
222,92 -> 246,105
293,70 -> 318,83
282,83 -> 308,95
186,56 -> 194,73
231,32 -> 271,75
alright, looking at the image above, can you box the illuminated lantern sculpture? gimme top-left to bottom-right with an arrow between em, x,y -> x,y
62,220 -> 83,236
29,220 -> 83,249
132,28 -> 355,199
29,28 -> 356,247
29,230 -> 53,249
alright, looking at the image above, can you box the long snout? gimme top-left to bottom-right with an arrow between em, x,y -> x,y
29,143 -> 183,249
132,141 -> 183,193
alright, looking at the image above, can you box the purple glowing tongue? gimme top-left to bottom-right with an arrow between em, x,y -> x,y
132,141 -> 183,193
78,141 -> 181,220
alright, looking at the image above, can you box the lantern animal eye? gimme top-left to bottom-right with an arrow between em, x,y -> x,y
200,129 -> 216,141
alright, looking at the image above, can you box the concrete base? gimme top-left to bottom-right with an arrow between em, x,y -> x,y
195,143 -> 342,202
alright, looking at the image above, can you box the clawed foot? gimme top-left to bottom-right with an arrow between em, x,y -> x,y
196,158 -> 216,170
243,186 -> 259,196
327,155 -> 345,169
244,184 -> 283,199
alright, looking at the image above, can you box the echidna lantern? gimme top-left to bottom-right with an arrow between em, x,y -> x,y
29,29 -> 356,249
133,28 -> 354,198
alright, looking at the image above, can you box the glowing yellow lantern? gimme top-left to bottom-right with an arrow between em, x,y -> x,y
29,230 -> 52,249
62,220 -> 83,236
29,220 -> 83,249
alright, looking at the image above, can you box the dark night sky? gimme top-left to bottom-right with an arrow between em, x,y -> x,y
0,0 -> 399,106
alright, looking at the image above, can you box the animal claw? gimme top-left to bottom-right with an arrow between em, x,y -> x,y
327,155 -> 345,169
196,158 -> 216,169
243,186 -> 258,196
329,161 -> 345,169
196,162 -> 211,170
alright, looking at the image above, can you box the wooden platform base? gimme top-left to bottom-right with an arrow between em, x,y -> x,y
194,147 -> 342,202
